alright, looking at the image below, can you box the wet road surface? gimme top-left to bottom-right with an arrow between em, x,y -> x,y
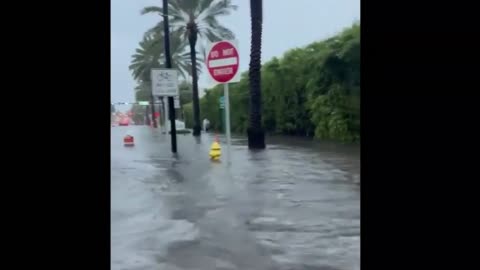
111,126 -> 360,270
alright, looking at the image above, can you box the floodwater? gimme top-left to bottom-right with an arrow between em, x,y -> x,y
111,126 -> 360,270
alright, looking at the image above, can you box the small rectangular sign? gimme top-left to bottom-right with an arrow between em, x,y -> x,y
151,69 -> 179,97
219,96 -> 225,109
138,101 -> 149,106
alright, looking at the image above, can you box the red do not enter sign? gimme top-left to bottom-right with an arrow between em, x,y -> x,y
207,40 -> 240,84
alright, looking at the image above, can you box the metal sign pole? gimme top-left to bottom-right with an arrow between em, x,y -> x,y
224,83 -> 231,166
206,40 -> 239,165
164,97 -> 169,134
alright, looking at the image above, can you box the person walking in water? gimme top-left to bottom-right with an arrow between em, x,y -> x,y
202,118 -> 210,132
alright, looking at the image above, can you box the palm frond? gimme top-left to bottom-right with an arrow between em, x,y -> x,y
195,0 -> 215,16
145,21 -> 164,37
141,6 -> 163,15
199,16 -> 234,41
174,60 -> 190,80
168,5 -> 187,26
212,24 -> 235,40
202,0 -> 237,18
174,0 -> 198,16
129,33 -> 163,82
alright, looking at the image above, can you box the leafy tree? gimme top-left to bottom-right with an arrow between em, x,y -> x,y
178,80 -> 193,105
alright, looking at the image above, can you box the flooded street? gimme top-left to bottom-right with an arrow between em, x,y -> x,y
111,126 -> 360,270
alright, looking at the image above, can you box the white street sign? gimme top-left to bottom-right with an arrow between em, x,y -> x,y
151,69 -> 179,97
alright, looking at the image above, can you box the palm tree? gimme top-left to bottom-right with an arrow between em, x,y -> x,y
247,0 -> 265,149
141,0 -> 237,136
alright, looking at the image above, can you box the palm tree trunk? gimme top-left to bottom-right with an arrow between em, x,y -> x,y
189,31 -> 201,136
247,0 -> 265,149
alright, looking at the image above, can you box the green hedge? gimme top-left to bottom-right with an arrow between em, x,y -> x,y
185,23 -> 360,142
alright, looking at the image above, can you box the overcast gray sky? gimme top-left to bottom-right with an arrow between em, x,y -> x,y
111,0 -> 360,112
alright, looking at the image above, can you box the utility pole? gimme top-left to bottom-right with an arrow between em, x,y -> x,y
163,0 -> 177,153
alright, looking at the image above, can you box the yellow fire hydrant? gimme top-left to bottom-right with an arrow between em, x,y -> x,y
209,137 -> 222,161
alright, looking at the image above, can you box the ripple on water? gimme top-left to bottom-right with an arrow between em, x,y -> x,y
112,219 -> 199,270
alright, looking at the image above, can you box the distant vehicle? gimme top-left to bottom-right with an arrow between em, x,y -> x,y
119,118 -> 129,126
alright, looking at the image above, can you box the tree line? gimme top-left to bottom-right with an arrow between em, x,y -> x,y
183,23 -> 360,142
128,0 -> 267,148
128,0 -> 358,144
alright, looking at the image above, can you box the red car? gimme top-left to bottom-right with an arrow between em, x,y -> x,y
119,118 -> 129,126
